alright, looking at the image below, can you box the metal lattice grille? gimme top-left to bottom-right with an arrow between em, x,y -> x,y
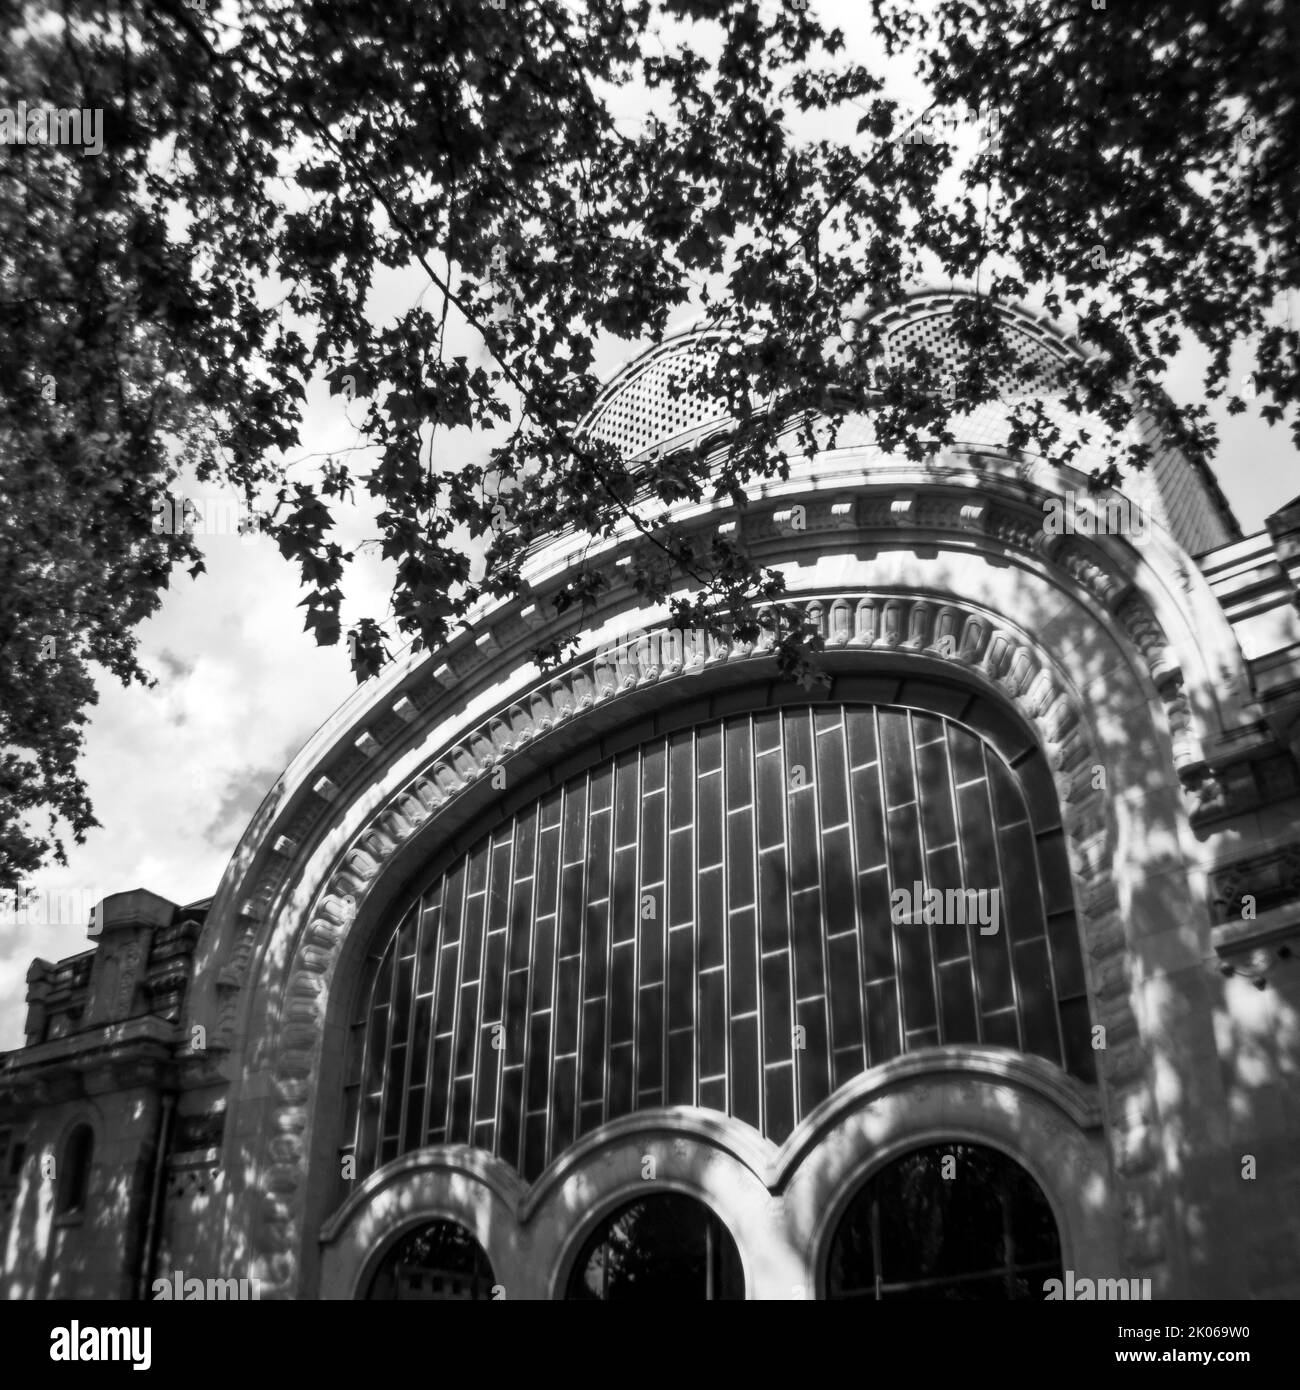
340,698 -> 1092,1187
585,338 -> 730,459
882,312 -> 1065,395
582,305 -> 1075,462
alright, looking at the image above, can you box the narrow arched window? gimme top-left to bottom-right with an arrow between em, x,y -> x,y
56,1124 -> 94,1216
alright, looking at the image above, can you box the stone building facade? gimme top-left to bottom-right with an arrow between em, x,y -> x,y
3,290 -> 1299,1300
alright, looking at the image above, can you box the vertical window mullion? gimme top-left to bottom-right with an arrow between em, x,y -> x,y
466,846 -> 491,1145
373,935 -> 400,1162
749,713 -> 765,1135
947,718 -> 985,1045
838,704 -> 870,1081
719,719 -> 732,1113
1023,768 -> 1074,1065
493,823 -> 518,1148
775,708 -> 798,1116
876,706 -> 906,1058
356,947 -> 388,1175
428,872 -> 453,1145
812,709 -> 835,1090
984,742 -> 1027,1051
398,895 -> 426,1154
519,801 -> 545,1168
688,727 -> 700,1107
543,786 -> 565,1162
599,773 -> 616,1129
573,770 -> 591,1126
909,711 -> 946,1045
347,952 -> 379,1166
630,749 -> 643,1107
443,870 -> 468,1137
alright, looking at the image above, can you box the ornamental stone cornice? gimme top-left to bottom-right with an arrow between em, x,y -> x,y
0,1018 -> 176,1110
1209,841 -> 1300,925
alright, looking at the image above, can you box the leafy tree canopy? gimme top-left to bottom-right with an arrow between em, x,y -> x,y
1,0 -> 1295,892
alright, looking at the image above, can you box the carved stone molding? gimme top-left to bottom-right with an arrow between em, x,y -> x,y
213,911 -> 261,1052
234,589 -> 1168,1297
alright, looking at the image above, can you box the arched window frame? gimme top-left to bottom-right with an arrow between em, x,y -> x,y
363,1216 -> 496,1300
820,1139 -> 1064,1301
561,1189 -> 746,1301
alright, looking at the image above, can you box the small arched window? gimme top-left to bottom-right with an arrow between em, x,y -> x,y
566,1194 -> 745,1300
824,1141 -> 1062,1300
365,1219 -> 495,1300
56,1124 -> 94,1216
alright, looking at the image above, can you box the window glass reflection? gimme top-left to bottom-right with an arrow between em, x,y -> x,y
567,1193 -> 744,1300
366,1219 -> 495,1300
825,1142 -> 1062,1300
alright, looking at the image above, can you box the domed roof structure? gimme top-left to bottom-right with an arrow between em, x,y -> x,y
582,289 -> 1239,556
583,326 -> 734,463
583,291 -> 1085,457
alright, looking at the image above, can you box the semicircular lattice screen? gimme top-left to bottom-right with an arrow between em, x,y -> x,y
338,698 -> 1092,1187
584,336 -> 729,460
881,308 -> 1068,397
579,299 -> 1079,463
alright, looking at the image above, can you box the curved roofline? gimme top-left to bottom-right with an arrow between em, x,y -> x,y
577,282 -> 1240,540
580,318 -> 733,431
579,283 -> 1091,434
857,283 -> 1095,363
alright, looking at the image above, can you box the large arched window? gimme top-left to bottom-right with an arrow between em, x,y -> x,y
365,1219 -> 495,1300
566,1194 -> 744,1300
824,1142 -> 1063,1300
340,696 -> 1092,1185
56,1124 -> 94,1217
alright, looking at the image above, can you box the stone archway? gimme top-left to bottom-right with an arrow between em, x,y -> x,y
215,575 -> 1185,1298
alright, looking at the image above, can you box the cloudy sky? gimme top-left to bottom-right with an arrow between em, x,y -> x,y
2,1 -> 1296,1051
